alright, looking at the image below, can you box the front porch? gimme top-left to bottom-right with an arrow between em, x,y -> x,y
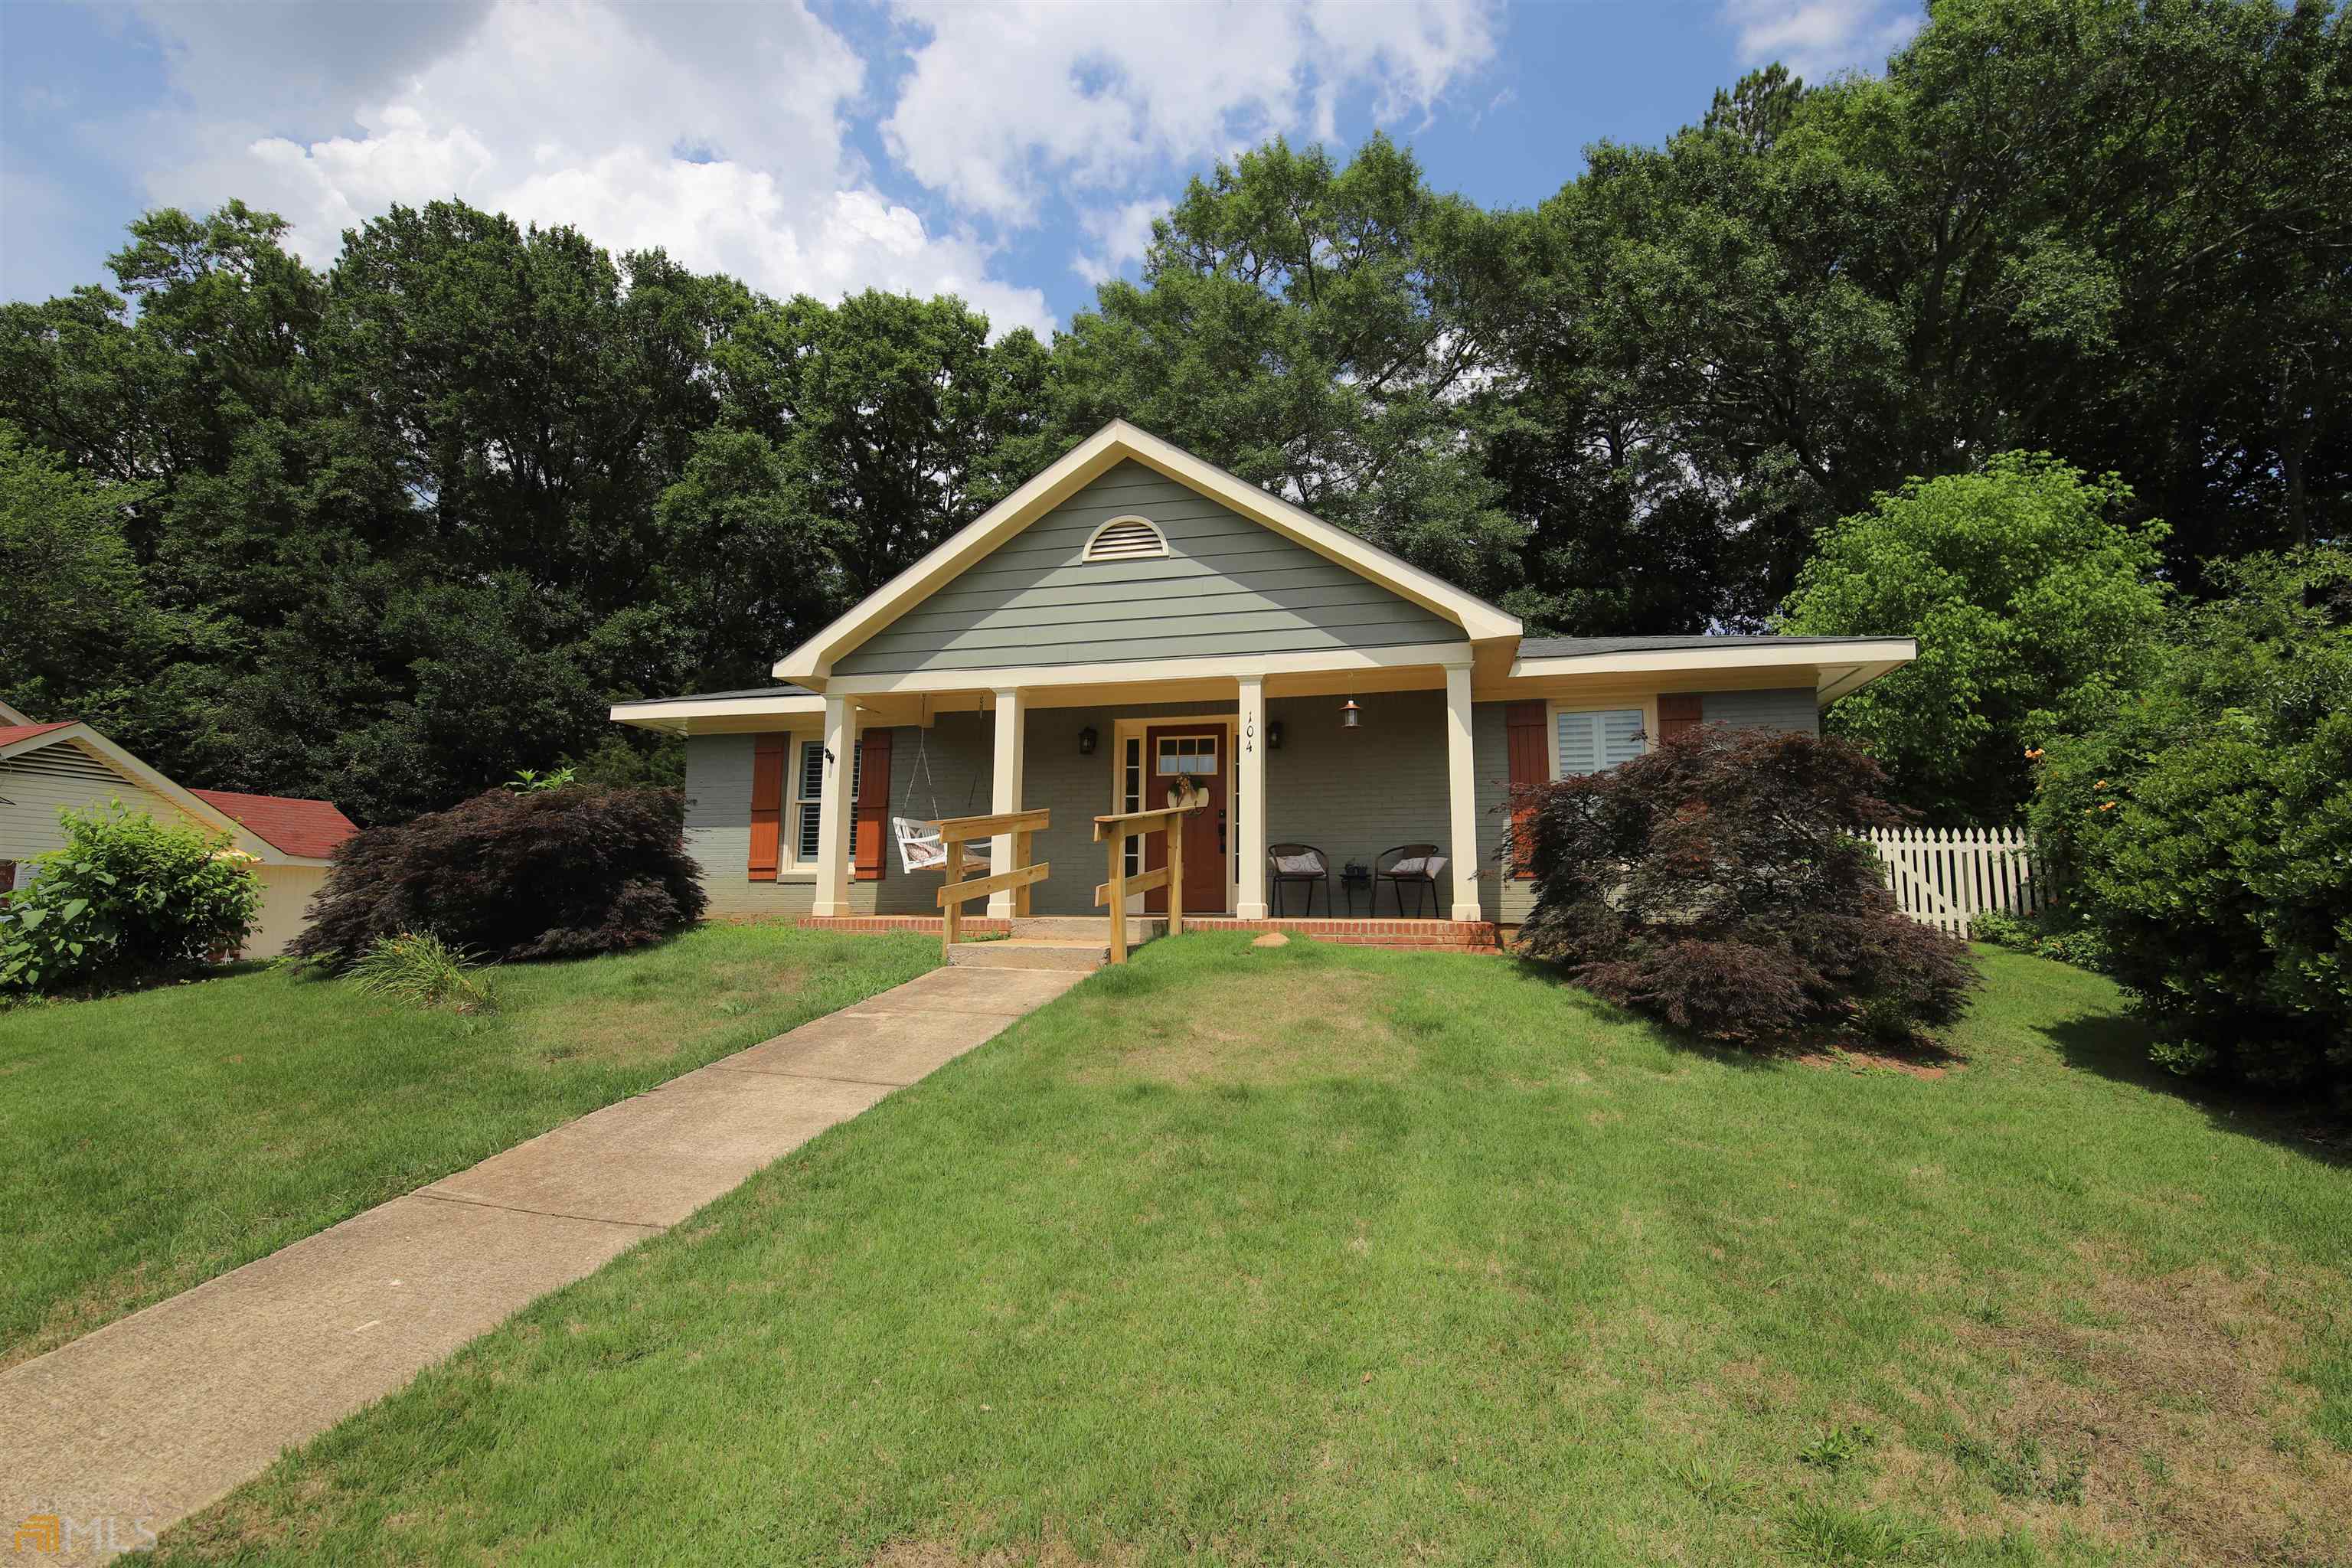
798,658 -> 1490,932
795,913 -> 1509,956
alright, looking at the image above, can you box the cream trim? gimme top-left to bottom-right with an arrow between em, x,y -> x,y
773,420 -> 1520,679
0,722 -> 292,864
1509,639 -> 1918,686
0,699 -> 34,726
610,692 -> 828,733
1080,514 -> 1170,563
825,641 -> 1477,697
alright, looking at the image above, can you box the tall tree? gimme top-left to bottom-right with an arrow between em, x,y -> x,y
1779,453 -> 2171,821
1029,136 -> 1531,604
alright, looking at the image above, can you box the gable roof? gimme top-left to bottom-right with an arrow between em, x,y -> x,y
775,420 -> 1521,681
188,789 -> 360,860
0,721 -> 351,864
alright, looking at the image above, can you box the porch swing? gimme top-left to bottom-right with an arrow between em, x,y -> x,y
890,701 -> 988,877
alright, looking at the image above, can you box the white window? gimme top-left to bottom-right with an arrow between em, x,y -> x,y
1082,515 -> 1168,562
1555,708 -> 1646,777
792,737 -> 858,865
1154,734 -> 1217,776
1121,735 -> 1144,875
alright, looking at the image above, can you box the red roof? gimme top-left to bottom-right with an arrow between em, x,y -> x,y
0,722 -> 77,747
188,789 -> 361,860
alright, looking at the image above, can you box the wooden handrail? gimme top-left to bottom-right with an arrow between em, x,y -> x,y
938,808 -> 1050,956
1093,801 -> 1206,961
1091,801 -> 1208,842
936,807 -> 1051,844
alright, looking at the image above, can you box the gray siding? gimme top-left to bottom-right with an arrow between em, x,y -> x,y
1261,694 -> 1454,916
683,688 -> 1816,926
1473,703 -> 1534,926
831,461 -> 1460,675
1702,688 -> 1820,734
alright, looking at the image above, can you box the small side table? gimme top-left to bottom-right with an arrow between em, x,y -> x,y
1339,863 -> 1373,916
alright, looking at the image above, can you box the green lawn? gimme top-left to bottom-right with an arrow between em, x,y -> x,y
0,923 -> 936,1367
152,937 -> 2350,1566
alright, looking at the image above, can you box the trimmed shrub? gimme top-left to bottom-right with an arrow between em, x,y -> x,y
2027,549 -> 2352,1103
1517,727 -> 1977,1049
0,802 -> 261,995
291,786 -> 704,965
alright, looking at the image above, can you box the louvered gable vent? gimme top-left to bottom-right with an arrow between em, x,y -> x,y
1082,515 -> 1168,562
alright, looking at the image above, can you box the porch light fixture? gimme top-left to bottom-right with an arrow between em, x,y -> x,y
1339,699 -> 1363,730
1077,725 -> 1098,756
1268,720 -> 1284,750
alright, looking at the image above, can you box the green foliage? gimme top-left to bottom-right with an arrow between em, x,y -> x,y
0,802 -> 260,994
346,932 -> 498,1015
505,766 -> 578,793
3,0 -> 2346,815
1968,910 -> 2110,973
2027,548 -> 2352,1103
0,425 -> 171,723
1781,453 -> 2171,819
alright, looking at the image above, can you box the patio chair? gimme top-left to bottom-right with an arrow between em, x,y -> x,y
1266,842 -> 1331,916
1374,842 -> 1448,917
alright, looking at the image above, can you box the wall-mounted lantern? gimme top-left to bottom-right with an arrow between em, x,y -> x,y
1339,699 -> 1362,730
1077,725 -> 1099,756
1268,719 -> 1285,750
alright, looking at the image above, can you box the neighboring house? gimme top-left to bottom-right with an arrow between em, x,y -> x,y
0,701 -> 358,957
611,421 -> 1915,931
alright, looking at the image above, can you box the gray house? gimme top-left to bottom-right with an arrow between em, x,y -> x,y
612,421 -> 1913,934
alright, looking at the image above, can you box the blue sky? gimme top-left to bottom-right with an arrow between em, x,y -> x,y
2,0 -> 1920,333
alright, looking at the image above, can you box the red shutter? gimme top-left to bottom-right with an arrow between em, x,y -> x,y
1504,701 -> 1547,879
748,733 -> 786,880
853,728 -> 891,882
1658,693 -> 1704,741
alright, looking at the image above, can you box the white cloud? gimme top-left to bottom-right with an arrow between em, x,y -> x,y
1071,197 -> 1168,286
883,0 -> 1500,224
130,0 -> 1057,335
1720,0 -> 1920,80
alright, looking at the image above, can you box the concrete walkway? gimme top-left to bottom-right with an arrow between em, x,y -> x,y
0,963 -> 1085,1563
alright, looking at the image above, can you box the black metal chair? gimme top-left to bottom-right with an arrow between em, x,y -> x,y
1266,843 -> 1331,916
1374,842 -> 1446,917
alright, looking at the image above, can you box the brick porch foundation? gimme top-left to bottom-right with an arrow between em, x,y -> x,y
792,913 -> 1511,953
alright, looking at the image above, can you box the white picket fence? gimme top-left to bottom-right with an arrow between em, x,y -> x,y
1864,826 -> 2041,938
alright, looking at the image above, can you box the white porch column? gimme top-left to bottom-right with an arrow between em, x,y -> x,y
811,693 -> 858,917
986,686 -> 1027,916
1236,675 -> 1269,920
1443,664 -> 1482,923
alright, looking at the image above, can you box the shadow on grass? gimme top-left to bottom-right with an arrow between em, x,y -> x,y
1498,954 -> 1792,1073
2040,1013 -> 2352,1170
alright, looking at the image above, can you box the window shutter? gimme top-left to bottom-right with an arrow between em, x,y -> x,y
749,733 -> 786,880
853,729 -> 891,882
1504,701 -> 1546,878
1658,693 -> 1704,741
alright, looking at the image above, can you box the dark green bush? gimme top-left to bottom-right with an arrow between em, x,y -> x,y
0,802 -> 261,994
292,785 -> 704,965
1517,727 -> 1978,1050
2027,549 -> 2352,1104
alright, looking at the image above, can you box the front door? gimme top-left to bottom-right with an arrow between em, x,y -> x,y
1143,724 -> 1227,914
